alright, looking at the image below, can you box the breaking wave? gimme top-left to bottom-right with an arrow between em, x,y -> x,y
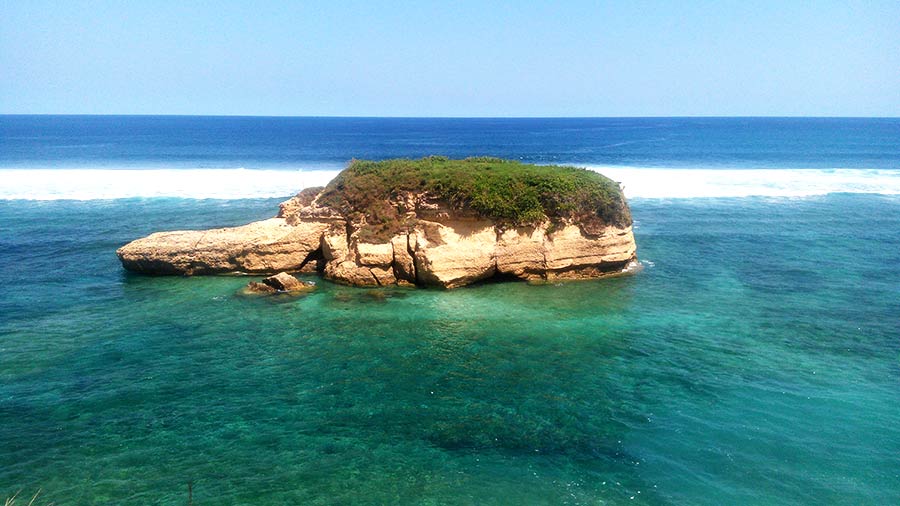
2,166 -> 899,200
584,166 -> 900,199
0,168 -> 342,200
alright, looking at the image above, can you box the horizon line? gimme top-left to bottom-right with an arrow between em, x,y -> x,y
1,113 -> 898,120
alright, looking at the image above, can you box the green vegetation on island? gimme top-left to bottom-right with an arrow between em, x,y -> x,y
318,156 -> 632,242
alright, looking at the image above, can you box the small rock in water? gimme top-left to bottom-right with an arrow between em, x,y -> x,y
244,272 -> 315,294
264,272 -> 304,291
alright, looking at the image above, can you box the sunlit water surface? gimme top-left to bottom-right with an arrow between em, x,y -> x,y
2,195 -> 899,505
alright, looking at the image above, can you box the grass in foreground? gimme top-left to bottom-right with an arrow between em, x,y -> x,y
318,156 -> 631,242
5,489 -> 51,506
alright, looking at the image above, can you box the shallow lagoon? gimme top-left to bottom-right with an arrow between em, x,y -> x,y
2,195 -> 899,504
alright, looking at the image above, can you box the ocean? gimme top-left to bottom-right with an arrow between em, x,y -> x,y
1,116 -> 899,505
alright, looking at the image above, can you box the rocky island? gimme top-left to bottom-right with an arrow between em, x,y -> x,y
117,157 -> 638,288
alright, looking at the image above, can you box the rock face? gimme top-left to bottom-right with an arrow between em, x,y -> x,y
116,218 -> 330,275
117,159 -> 639,288
118,190 -> 637,288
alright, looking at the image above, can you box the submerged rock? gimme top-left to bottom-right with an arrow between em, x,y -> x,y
245,281 -> 277,294
118,158 -> 638,288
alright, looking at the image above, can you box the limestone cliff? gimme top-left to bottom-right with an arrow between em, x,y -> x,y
117,157 -> 638,288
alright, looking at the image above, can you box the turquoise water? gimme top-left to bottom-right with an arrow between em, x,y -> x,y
3,116 -> 900,503
3,195 -> 899,504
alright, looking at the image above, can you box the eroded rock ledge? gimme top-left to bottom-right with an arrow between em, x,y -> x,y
117,158 -> 638,288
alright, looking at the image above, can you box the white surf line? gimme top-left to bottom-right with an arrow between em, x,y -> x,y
0,168 -> 342,200
3,166 -> 900,200
582,167 -> 900,199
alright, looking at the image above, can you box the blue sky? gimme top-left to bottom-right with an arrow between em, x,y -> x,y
2,1 -> 898,116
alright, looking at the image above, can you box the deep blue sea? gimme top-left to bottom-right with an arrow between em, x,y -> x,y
1,116 -> 899,505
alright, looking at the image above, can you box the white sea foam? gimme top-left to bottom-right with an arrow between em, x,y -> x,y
0,168 -> 342,200
1,166 -> 899,201
582,166 -> 900,199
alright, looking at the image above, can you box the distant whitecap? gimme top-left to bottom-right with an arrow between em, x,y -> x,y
2,166 -> 900,201
0,168 -> 341,200
583,166 -> 900,199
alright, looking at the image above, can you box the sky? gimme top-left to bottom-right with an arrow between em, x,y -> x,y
1,1 -> 898,117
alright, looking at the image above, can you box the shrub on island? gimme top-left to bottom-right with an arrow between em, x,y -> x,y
317,156 -> 632,242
